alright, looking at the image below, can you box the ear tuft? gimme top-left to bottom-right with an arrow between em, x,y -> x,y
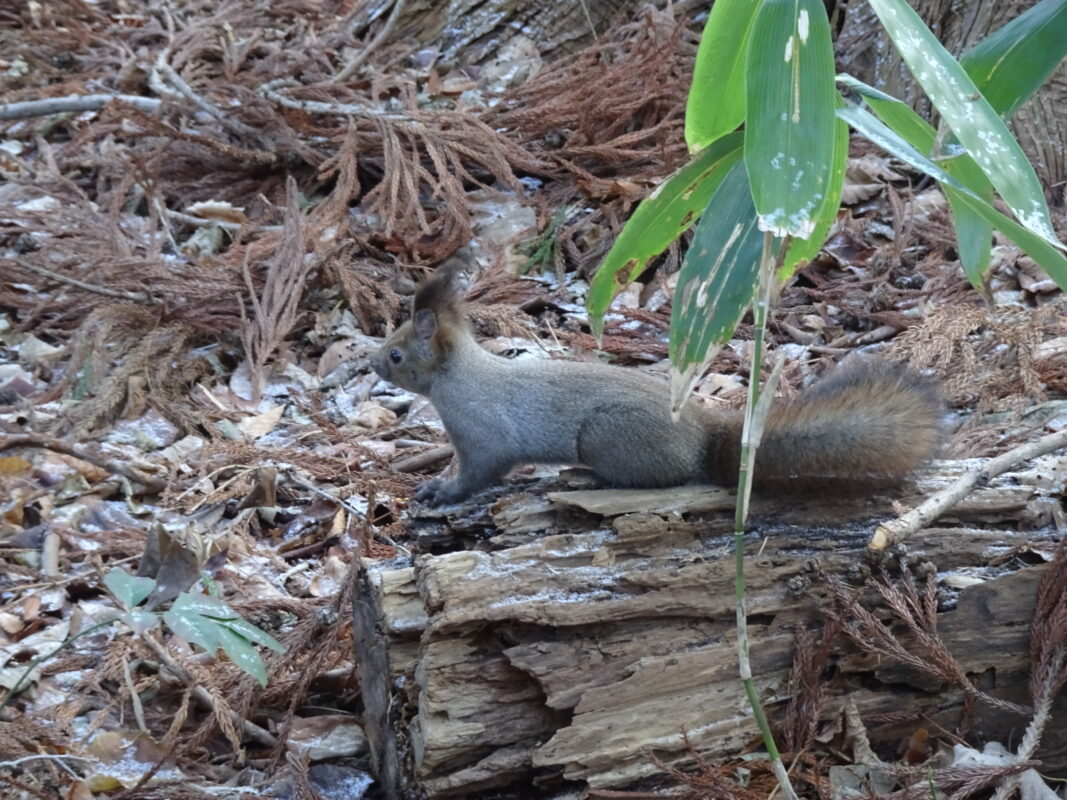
413,265 -> 465,327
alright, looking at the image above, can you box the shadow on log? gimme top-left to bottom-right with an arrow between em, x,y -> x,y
353,456 -> 1067,797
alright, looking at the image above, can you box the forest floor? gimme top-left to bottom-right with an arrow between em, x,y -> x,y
1,1 -> 1065,799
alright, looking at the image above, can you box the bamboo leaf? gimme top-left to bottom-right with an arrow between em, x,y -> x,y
867,0 -> 1060,247
779,111 -> 849,279
686,0 -> 760,151
960,0 -> 1067,119
669,160 -> 765,410
838,76 -> 995,288
744,0 -> 837,239
587,132 -> 743,338
837,103 -> 1067,290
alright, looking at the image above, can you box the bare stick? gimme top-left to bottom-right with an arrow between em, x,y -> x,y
141,634 -> 278,749
393,443 -> 453,473
260,78 -> 410,122
10,257 -> 152,301
871,428 -> 1067,550
287,474 -> 408,554
0,94 -> 161,121
335,0 -> 407,82
153,56 -> 261,140
0,433 -> 168,493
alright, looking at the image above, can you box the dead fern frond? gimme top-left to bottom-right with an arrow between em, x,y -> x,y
486,8 -> 695,181
240,177 -> 314,401
892,303 -> 1058,409
54,304 -> 209,436
824,560 -> 1032,720
782,618 -> 842,754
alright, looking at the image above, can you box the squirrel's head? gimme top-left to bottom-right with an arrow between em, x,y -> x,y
371,267 -> 468,395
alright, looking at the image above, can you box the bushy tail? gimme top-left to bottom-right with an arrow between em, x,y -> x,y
708,360 -> 942,486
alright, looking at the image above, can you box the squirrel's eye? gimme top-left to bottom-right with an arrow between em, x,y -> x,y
389,348 -> 402,364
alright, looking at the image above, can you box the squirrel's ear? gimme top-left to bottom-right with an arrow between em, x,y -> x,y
414,266 -> 462,317
414,308 -> 438,340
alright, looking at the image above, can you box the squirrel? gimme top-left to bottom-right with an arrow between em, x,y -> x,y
370,268 -> 942,506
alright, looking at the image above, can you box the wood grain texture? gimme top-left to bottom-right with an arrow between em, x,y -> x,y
353,455 -> 1066,796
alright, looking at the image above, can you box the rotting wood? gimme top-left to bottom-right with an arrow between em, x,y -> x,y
353,457 -> 1066,797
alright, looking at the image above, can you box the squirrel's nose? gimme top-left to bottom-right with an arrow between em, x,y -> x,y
370,352 -> 387,379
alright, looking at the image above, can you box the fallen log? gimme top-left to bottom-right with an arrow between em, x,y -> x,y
353,456 -> 1067,797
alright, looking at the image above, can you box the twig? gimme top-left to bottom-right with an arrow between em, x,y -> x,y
9,257 -> 152,301
0,94 -> 161,121
288,474 -> 409,555
393,443 -> 453,473
335,0 -> 407,82
41,529 -> 60,579
871,428 -> 1067,549
0,754 -> 92,779
122,654 -> 148,733
0,434 -> 168,493
260,78 -> 410,121
164,208 -> 242,231
164,208 -> 282,233
152,55 -> 262,140
140,633 -> 278,749
0,618 -> 121,711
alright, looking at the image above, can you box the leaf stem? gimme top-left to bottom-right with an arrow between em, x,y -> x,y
734,229 -> 798,800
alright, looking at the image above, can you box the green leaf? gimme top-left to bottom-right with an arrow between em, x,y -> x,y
744,0 -> 837,239
214,616 -> 285,654
164,594 -> 224,653
951,188 -> 1067,290
961,0 -> 1067,119
104,567 -> 156,612
838,76 -> 995,288
669,159 -> 765,409
837,103 -> 1067,290
587,132 -> 744,337
780,110 -> 849,278
867,0 -> 1059,247
163,592 -> 283,685
685,0 -> 760,151
124,609 -> 161,636
213,625 -> 268,687
835,105 -> 966,191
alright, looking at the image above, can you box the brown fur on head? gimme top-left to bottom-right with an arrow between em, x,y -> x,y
370,266 -> 469,395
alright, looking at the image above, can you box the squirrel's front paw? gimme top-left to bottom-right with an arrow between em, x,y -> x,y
413,478 -> 467,507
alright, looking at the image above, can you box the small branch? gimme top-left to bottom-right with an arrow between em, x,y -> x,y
10,257 -> 152,301
0,94 -> 161,121
0,434 -> 168,493
152,55 -> 261,140
0,618 -> 121,711
335,0 -> 407,82
0,754 -> 92,779
393,443 -> 453,473
141,634 -> 278,749
165,208 -> 243,231
260,78 -> 410,122
871,429 -> 1067,550
288,474 -> 408,555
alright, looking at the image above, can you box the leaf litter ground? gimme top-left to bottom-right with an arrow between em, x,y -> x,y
1,1 -> 1066,798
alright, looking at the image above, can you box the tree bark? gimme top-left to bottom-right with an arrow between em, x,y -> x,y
348,0 -> 649,68
353,456 -> 1067,797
